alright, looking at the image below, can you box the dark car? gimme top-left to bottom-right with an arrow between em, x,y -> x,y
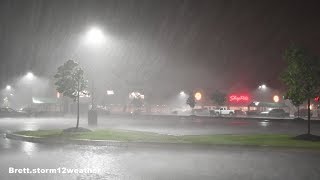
246,110 -> 261,116
0,107 -> 28,117
234,110 -> 246,116
294,109 -> 313,117
19,107 -> 37,116
268,109 -> 289,117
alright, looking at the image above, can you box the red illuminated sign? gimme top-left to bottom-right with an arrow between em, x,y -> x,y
229,95 -> 249,102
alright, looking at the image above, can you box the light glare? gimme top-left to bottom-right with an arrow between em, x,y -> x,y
6,85 -> 11,90
85,27 -> 106,46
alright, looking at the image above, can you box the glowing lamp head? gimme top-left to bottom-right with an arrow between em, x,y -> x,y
26,72 -> 34,80
6,85 -> 11,90
180,91 -> 186,97
85,27 -> 106,46
273,95 -> 279,103
195,92 -> 202,101
107,90 -> 114,95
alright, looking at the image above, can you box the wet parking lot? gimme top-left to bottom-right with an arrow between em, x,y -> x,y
0,116 -> 320,179
1,137 -> 320,180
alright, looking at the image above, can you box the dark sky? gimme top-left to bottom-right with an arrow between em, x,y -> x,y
1,0 -> 320,94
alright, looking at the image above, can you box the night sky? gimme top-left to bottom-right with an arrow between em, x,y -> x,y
1,0 -> 320,95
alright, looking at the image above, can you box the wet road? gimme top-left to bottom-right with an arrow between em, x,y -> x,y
0,115 -> 319,135
1,116 -> 320,179
1,136 -> 320,180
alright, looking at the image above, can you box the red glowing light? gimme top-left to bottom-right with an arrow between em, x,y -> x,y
315,96 -> 320,102
229,95 -> 249,102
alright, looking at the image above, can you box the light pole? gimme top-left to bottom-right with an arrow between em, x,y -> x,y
82,26 -> 107,126
22,72 -> 35,107
83,26 -> 106,110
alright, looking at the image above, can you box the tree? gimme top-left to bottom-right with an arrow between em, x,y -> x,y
186,93 -> 196,109
211,90 -> 227,107
286,88 -> 305,118
54,60 -> 87,129
281,44 -> 320,134
131,94 -> 144,110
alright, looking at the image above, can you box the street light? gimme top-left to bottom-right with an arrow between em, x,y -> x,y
107,90 -> 114,95
85,27 -> 106,47
83,27 -> 106,110
179,91 -> 186,97
195,92 -> 202,101
6,85 -> 11,91
26,72 -> 34,80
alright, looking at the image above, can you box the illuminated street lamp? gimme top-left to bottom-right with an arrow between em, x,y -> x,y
84,27 -> 106,47
273,95 -> 279,103
107,90 -> 114,95
26,72 -> 34,80
83,26 -> 106,110
6,85 -> 11,91
195,92 -> 202,101
179,91 -> 186,97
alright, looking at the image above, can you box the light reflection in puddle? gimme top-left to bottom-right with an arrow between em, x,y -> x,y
2,137 -> 12,149
57,146 -> 122,177
22,141 -> 38,156
259,120 -> 270,127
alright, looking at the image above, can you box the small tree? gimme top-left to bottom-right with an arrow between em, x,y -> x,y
186,93 -> 196,110
281,44 -> 320,134
131,94 -> 144,111
211,90 -> 227,107
54,60 -> 87,129
286,88 -> 305,118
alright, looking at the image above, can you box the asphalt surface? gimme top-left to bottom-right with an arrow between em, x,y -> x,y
1,115 -> 319,135
0,115 -> 320,179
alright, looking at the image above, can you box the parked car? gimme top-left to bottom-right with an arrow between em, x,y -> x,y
234,110 -> 246,116
19,107 -> 37,116
96,107 -> 111,115
131,109 -> 142,115
247,110 -> 261,116
0,107 -> 28,117
192,108 -> 210,116
294,109 -> 313,117
267,109 -> 289,117
210,107 -> 235,116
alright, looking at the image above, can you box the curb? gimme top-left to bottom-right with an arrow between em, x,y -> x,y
5,133 -> 129,146
5,133 -> 196,148
5,132 -> 271,149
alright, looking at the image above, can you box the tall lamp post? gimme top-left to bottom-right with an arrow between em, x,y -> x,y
82,26 -> 106,126
24,72 -> 35,105
83,27 -> 106,110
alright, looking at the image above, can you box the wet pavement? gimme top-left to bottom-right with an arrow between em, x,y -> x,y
0,116 -> 320,179
0,115 -> 319,135
1,136 -> 320,180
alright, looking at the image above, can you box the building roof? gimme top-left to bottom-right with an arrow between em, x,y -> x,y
248,101 -> 287,108
32,97 -> 58,104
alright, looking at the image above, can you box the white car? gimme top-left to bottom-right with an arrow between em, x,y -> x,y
211,107 -> 235,116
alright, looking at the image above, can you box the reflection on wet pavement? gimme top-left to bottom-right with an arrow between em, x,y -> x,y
0,136 -> 320,180
0,116 -> 320,179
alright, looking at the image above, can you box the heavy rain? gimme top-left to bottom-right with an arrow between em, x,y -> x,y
1,0 -> 320,180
